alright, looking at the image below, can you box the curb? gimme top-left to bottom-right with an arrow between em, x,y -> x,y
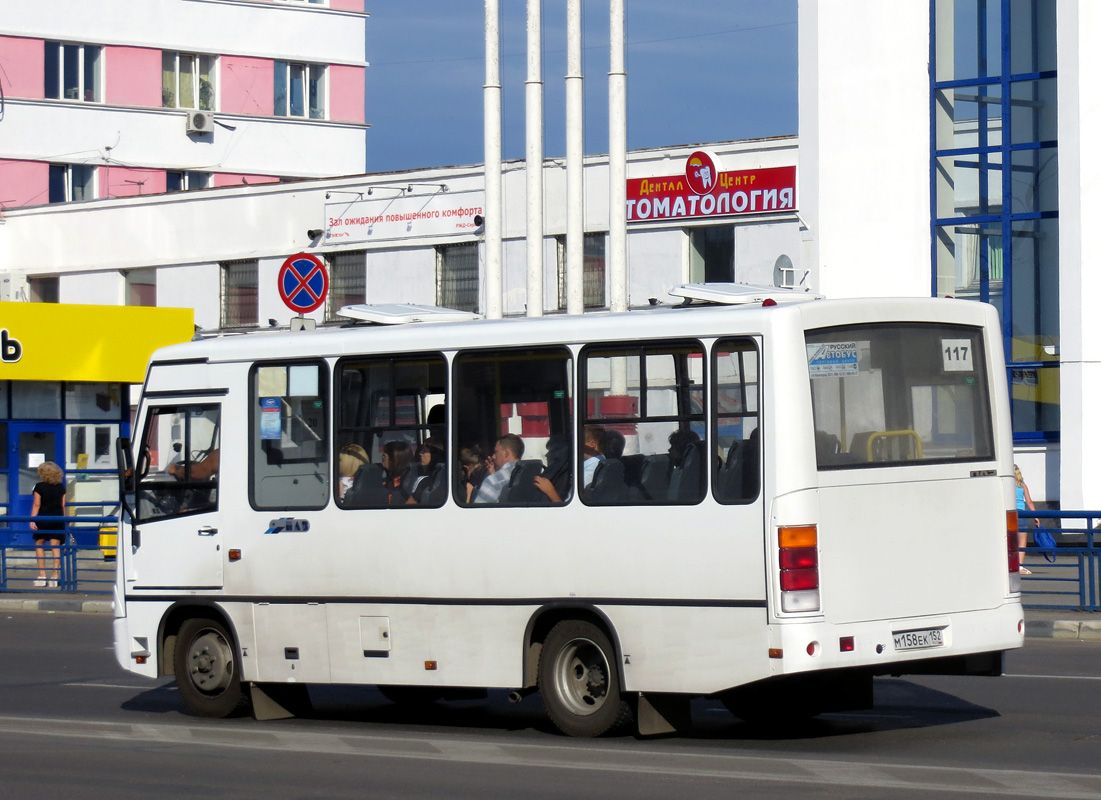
0,597 -> 112,614
1024,619 -> 1101,642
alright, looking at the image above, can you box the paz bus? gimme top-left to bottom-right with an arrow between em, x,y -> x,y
112,286 -> 1024,736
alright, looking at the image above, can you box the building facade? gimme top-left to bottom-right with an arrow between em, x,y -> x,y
0,0 -> 368,211
800,0 -> 1091,508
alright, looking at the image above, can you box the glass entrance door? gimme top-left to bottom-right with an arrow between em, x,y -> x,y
9,423 -> 66,546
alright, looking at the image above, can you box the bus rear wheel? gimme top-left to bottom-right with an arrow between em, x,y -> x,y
174,617 -> 249,718
538,620 -> 632,737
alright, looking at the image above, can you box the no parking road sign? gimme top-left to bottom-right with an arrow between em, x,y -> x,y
278,253 -> 329,313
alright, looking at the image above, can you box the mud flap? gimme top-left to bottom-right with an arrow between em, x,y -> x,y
636,692 -> 691,736
250,682 -> 312,721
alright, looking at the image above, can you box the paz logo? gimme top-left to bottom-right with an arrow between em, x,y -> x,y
0,329 -> 22,363
685,150 -> 719,196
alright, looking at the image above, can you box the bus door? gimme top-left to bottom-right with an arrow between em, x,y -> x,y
9,422 -> 66,546
129,402 -> 223,590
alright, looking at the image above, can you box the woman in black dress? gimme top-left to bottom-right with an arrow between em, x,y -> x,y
31,461 -> 66,588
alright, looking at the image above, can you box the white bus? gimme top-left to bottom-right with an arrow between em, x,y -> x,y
113,288 -> 1024,736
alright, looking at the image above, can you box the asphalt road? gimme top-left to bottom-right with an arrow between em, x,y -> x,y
1,611 -> 1099,800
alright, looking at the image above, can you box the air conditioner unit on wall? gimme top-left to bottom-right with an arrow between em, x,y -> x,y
186,110 -> 215,134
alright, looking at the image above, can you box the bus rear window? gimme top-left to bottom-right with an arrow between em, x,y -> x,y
806,323 -> 994,469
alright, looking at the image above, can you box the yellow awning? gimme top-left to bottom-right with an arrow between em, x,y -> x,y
0,302 -> 194,383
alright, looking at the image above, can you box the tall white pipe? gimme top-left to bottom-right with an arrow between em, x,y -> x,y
525,0 -> 544,317
565,0 -> 584,315
608,0 -> 627,315
484,0 -> 503,319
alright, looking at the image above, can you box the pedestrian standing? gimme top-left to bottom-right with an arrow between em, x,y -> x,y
30,461 -> 66,588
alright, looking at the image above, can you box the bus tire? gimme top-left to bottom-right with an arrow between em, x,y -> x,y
174,616 -> 250,718
538,619 -> 632,737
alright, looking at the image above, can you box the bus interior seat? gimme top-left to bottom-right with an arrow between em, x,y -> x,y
716,440 -> 745,502
634,453 -> 670,502
741,429 -> 760,498
586,458 -> 629,503
499,460 -> 545,504
344,463 -> 386,508
669,440 -> 705,502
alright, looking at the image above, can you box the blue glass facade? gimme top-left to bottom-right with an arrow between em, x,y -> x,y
931,0 -> 1059,442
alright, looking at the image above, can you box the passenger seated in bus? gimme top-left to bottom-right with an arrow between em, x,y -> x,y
460,445 -> 489,502
582,425 -> 607,488
605,429 -> 626,459
408,437 -> 446,504
473,433 -> 523,503
338,444 -> 370,500
380,440 -> 414,506
667,429 -> 704,501
533,434 -> 571,503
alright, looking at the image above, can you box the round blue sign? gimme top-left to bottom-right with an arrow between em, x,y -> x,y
278,253 -> 329,313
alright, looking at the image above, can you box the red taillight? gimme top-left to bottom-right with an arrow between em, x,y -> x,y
779,525 -> 820,612
839,636 -> 855,652
779,547 -> 817,570
1007,511 -> 1020,573
780,567 -> 819,591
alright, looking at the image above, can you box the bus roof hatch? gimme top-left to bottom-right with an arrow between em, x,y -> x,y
336,304 -> 484,325
669,283 -> 822,306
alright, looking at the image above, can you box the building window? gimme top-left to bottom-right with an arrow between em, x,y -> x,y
48,164 -> 95,203
326,250 -> 366,321
556,233 -> 606,310
221,259 -> 258,328
689,225 -> 736,283
162,52 -> 216,110
931,0 -> 1058,442
125,269 -> 156,307
28,277 -> 59,303
166,171 -> 212,192
436,243 -> 479,313
44,42 -> 101,102
274,61 -> 325,119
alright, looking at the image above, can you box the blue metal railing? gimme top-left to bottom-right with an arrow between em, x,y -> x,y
1020,510 -> 1101,612
0,513 -> 117,595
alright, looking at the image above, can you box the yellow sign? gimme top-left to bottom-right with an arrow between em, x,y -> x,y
0,302 -> 194,383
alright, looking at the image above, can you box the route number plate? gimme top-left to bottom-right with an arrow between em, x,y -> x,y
893,628 -> 944,651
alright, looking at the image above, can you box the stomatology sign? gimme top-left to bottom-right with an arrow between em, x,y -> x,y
323,190 -> 484,244
626,151 -> 796,223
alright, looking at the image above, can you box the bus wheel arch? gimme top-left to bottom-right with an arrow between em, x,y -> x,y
163,604 -> 251,718
527,607 -> 633,737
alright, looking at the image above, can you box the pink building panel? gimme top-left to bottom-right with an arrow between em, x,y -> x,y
329,0 -> 365,11
213,173 -> 279,188
104,47 -> 162,107
0,160 -> 49,208
221,56 -> 274,116
0,36 -> 45,99
102,167 -> 167,198
328,64 -> 365,123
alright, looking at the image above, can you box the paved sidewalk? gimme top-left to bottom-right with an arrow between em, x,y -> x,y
1,592 -> 1097,641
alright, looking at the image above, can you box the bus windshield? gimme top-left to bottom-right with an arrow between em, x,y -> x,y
806,322 -> 994,468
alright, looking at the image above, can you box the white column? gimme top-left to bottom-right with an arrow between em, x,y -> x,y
565,0 -> 584,315
608,0 -> 628,314
484,0 -> 503,319
526,0 -> 544,317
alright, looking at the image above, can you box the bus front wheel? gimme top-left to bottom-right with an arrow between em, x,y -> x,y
174,617 -> 250,718
538,620 -> 632,737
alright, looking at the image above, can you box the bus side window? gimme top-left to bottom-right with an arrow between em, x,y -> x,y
713,338 -> 760,504
454,347 -> 573,507
335,354 -> 448,509
250,362 -> 330,510
580,341 -> 706,506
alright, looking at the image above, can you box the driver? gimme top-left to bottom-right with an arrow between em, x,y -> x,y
167,449 -> 219,480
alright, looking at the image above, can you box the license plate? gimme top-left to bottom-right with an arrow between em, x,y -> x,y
892,628 -> 944,651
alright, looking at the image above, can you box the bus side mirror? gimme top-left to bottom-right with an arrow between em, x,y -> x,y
116,437 -> 136,496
